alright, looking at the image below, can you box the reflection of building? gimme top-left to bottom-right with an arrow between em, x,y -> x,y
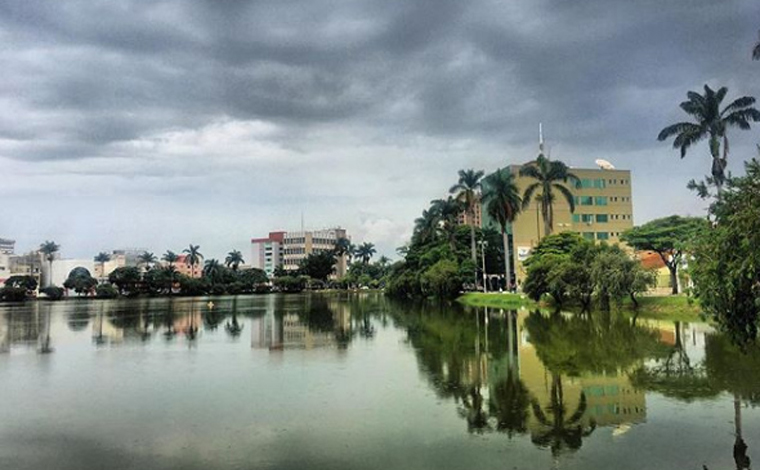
0,305 -> 52,353
251,228 -> 350,278
516,312 -> 647,432
482,163 -> 634,282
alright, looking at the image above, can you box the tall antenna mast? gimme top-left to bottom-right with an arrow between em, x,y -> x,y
538,122 -> 545,155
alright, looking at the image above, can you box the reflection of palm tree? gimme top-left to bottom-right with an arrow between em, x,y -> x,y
459,385 -> 491,433
489,370 -> 530,437
225,311 -> 243,338
531,373 -> 596,457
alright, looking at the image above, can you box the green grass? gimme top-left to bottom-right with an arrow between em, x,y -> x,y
456,292 -> 537,309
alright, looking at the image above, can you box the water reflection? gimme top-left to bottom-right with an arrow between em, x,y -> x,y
0,302 -> 55,354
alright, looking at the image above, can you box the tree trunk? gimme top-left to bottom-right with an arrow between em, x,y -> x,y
668,265 -> 679,295
469,222 -> 477,263
502,228 -> 511,290
543,199 -> 552,237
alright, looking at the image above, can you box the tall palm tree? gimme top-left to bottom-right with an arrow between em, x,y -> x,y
39,240 -> 60,287
93,252 -> 111,282
657,84 -> 760,190
183,245 -> 203,277
482,168 -> 522,289
162,250 -> 179,267
225,250 -> 244,271
138,251 -> 157,270
449,169 -> 485,263
355,243 -> 376,264
430,197 -> 464,249
520,155 -> 578,238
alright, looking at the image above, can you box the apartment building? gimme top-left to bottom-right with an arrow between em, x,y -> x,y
250,231 -> 286,278
456,199 -> 483,228
483,162 -> 634,282
251,228 -> 349,278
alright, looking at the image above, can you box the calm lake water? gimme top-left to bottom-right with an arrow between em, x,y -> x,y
1,293 -> 759,470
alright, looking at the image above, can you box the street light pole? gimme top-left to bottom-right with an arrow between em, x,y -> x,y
479,240 -> 488,293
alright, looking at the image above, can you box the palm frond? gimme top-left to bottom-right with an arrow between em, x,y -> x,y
657,122 -> 702,141
553,183 -> 576,213
521,183 -> 539,210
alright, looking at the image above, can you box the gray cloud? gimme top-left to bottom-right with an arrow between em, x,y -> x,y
0,0 -> 758,258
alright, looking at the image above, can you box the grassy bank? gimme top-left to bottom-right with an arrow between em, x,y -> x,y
457,292 -> 706,323
457,292 -> 537,309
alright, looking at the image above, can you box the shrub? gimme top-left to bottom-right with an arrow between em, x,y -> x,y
40,286 -> 65,300
95,284 -> 119,299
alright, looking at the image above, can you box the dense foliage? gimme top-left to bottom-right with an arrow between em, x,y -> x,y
691,159 -> 760,345
522,233 -> 655,311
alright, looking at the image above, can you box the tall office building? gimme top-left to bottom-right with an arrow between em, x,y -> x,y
483,162 -> 634,282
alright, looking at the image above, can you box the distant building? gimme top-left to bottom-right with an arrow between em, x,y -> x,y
173,254 -> 202,278
0,238 -> 15,255
93,249 -> 147,280
482,162 -> 634,282
251,227 -> 349,278
456,198 -> 483,228
251,231 -> 286,278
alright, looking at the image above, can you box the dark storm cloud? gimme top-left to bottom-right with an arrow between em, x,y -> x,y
0,0 -> 758,257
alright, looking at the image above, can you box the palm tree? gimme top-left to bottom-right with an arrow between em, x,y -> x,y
430,197 -> 464,249
39,240 -> 60,287
449,169 -> 485,263
138,251 -> 157,270
520,155 -> 578,238
355,243 -> 376,264
225,250 -> 244,271
413,208 -> 440,245
482,168 -> 522,289
657,84 -> 760,190
183,245 -> 203,277
93,252 -> 111,282
162,250 -> 178,267
203,259 -> 222,283
753,30 -> 760,60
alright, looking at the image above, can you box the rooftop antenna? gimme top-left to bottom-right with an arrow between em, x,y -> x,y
539,122 -> 544,155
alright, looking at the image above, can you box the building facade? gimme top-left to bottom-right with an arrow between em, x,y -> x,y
484,163 -> 634,282
250,231 -> 286,278
251,228 -> 349,278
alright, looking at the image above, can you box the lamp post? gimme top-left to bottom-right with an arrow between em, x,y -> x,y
478,240 -> 488,293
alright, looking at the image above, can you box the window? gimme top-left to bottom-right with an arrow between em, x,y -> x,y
576,178 -> 594,189
596,214 -> 608,223
597,232 -> 609,240
594,179 -> 606,189
572,214 -> 580,223
581,214 -> 594,223
595,196 -> 608,206
577,196 -> 594,205
583,232 -> 595,240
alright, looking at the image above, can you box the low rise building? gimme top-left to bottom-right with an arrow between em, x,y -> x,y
251,227 -> 350,278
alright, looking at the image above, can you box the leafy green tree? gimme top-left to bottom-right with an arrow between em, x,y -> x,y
183,244 -> 203,277
273,275 -> 307,293
519,155 -> 578,238
522,233 -> 588,302
691,159 -> 760,345
177,275 -> 209,296
143,266 -> 175,295
299,250 -> 336,282
63,267 -> 97,296
203,259 -> 223,284
40,286 -> 64,300
94,252 -> 111,279
95,284 -> 118,299
420,259 -> 462,298
621,215 -> 707,295
482,167 -> 522,288
39,240 -> 60,287
3,275 -> 38,293
449,169 -> 485,264
225,250 -> 244,271
413,208 -> 440,245
657,85 -> 760,190
108,266 -> 142,296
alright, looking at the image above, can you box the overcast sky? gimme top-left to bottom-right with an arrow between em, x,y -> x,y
0,0 -> 758,261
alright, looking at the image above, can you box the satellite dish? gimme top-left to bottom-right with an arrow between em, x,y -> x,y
595,159 -> 615,170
